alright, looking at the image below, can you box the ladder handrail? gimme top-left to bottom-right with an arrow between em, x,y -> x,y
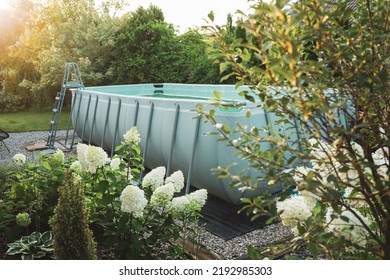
46,62 -> 84,148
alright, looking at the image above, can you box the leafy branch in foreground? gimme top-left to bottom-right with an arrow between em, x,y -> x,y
202,0 -> 389,259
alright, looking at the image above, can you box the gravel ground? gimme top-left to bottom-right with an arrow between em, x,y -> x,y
200,222 -> 293,259
0,130 -> 79,165
0,130 -> 293,260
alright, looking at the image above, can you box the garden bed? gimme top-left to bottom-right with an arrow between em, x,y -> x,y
0,130 -> 293,260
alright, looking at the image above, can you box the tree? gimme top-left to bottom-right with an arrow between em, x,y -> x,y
0,0 -> 35,111
202,0 -> 389,259
176,30 -> 221,84
112,5 -> 224,85
112,5 -> 183,84
2,0 -> 122,108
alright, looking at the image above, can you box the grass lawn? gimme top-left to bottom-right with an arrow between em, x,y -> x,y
0,107 -> 71,133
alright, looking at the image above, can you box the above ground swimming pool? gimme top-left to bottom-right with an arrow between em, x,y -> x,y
69,83 -> 302,204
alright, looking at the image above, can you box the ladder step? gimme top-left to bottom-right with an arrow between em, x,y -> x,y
64,81 -> 83,88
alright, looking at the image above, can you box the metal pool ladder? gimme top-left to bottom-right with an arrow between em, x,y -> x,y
46,62 -> 84,149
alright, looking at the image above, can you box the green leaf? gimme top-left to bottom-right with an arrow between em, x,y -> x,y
276,0 -> 286,9
247,245 -> 263,260
41,231 -> 52,243
208,11 -> 214,22
42,160 -> 52,171
245,94 -> 255,103
307,242 -> 319,256
235,80 -> 245,89
219,62 -> 229,73
213,90 -> 222,100
6,245 -> 24,255
28,232 -> 40,245
340,215 -> 350,223
222,125 -> 231,134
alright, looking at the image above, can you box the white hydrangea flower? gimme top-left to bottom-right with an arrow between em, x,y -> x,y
13,153 -> 26,164
120,185 -> 147,218
308,138 -> 336,161
343,187 -> 369,208
188,189 -> 208,209
110,157 -> 121,170
372,147 -> 389,181
122,126 -> 141,146
52,149 -> 64,164
70,160 -> 82,174
77,143 -> 109,174
325,207 -> 371,248
150,183 -> 175,207
165,170 -> 185,193
350,142 -> 364,158
293,166 -> 310,184
142,166 -> 166,191
372,147 -> 388,164
379,127 -> 388,140
299,190 -> 319,210
170,195 -> 190,214
77,143 -> 88,168
276,195 -> 312,230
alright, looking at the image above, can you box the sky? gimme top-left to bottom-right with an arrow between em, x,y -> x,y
0,0 -> 254,33
119,0 -> 253,32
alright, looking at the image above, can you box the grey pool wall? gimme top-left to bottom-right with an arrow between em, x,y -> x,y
70,83 -> 296,204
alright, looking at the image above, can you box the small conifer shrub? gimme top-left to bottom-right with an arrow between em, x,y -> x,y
50,172 -> 97,259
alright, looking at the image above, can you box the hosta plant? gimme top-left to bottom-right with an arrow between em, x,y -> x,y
6,231 -> 54,260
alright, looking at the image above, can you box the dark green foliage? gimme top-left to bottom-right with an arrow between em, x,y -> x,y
0,157 -> 65,242
50,172 -> 97,260
178,30 -> 221,84
112,5 -> 223,85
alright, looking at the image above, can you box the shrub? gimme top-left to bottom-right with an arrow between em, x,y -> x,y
49,171 -> 97,260
202,0 -> 389,259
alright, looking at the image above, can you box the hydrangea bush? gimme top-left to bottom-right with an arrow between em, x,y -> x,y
1,126 -> 208,259
277,138 -> 387,253
115,165 -> 207,259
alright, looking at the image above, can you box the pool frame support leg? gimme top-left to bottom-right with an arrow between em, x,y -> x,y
81,94 -> 92,142
65,91 -> 82,150
140,102 -> 154,179
89,96 -> 99,145
101,97 -> 112,149
185,116 -> 201,195
132,100 -> 139,127
65,91 -> 78,148
111,98 -> 122,157
69,92 -> 83,149
166,103 -> 180,177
